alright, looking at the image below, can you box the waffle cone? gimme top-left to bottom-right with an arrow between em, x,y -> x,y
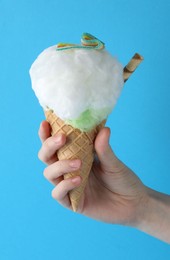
45,110 -> 105,212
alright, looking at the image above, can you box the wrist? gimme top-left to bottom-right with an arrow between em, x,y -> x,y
134,187 -> 170,243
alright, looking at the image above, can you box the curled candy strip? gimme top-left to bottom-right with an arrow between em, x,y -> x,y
56,33 -> 105,51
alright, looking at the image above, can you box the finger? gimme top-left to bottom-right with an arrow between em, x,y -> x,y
38,121 -> 51,143
38,133 -> 66,165
51,176 -> 82,209
49,176 -> 63,186
95,127 -> 124,172
43,159 -> 81,185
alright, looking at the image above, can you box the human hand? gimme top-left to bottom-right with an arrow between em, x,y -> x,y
38,120 -> 148,226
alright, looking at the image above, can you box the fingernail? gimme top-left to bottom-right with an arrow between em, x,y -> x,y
71,176 -> 81,184
53,134 -> 62,143
69,160 -> 81,168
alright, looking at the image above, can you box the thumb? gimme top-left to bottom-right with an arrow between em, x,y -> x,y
94,127 -> 123,172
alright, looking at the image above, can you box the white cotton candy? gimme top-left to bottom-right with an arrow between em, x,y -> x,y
29,45 -> 124,123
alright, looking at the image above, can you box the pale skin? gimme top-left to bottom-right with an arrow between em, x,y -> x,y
38,121 -> 170,244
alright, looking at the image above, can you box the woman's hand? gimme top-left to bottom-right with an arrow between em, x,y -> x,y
38,120 -> 147,226
38,120 -> 170,244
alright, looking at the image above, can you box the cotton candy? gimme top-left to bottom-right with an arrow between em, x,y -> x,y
29,45 -> 124,131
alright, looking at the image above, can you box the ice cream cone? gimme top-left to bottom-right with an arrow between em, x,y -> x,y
45,109 -> 105,212
30,32 -> 144,212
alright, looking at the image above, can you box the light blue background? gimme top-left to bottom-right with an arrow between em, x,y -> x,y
0,0 -> 170,259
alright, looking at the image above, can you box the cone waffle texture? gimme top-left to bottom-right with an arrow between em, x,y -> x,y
45,110 -> 105,212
